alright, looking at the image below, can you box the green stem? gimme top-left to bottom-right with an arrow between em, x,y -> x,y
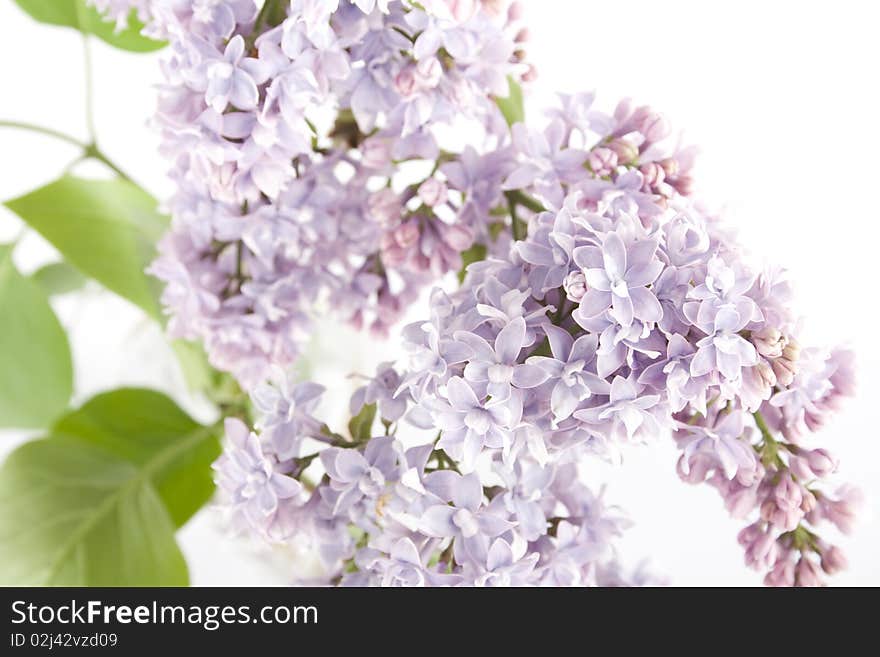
753,411 -> 774,445
0,120 -> 86,149
506,189 -> 546,214
82,36 -> 97,141
0,121 -> 133,182
249,0 -> 288,45
507,192 -> 524,242
83,143 -> 133,182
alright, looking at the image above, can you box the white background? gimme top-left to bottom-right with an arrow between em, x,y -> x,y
1,0 -> 878,585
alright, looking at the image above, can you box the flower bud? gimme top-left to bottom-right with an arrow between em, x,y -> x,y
563,270 -> 588,303
395,66 -> 417,97
361,138 -> 394,169
367,189 -> 402,226
795,556 -> 823,587
782,338 -> 801,363
440,223 -> 474,251
764,558 -> 795,587
444,0 -> 478,22
415,57 -> 442,89
820,545 -> 848,575
507,1 -> 524,22
772,358 -> 797,387
639,113 -> 671,144
418,178 -> 448,207
806,448 -> 837,477
607,138 -> 638,165
756,360 -> 777,389
659,157 -> 680,179
788,455 -> 813,481
639,162 -> 666,191
587,147 -> 617,177
752,327 -> 786,359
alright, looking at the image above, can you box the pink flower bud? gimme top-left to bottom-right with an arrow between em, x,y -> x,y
563,270 -> 588,303
788,455 -> 813,481
782,338 -> 801,363
659,157 -> 680,179
764,558 -> 796,587
394,219 -> 420,249
639,162 -> 666,191
440,223 -> 474,251
507,1 -> 524,22
640,113 -> 671,143
445,0 -> 478,22
774,476 -> 803,511
395,66 -> 417,97
806,448 -> 837,477
607,139 -> 638,165
588,147 -> 618,177
367,189 -> 402,226
772,358 -> 797,387
361,138 -> 394,169
820,545 -> 847,575
415,57 -> 442,89
417,178 -> 448,207
752,327 -> 786,359
515,28 -> 530,43
755,360 -> 777,390
800,489 -> 817,514
795,556 -> 824,587
743,527 -> 778,570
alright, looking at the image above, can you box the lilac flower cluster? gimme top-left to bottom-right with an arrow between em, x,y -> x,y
209,87 -> 856,585
130,0 -> 528,387
93,2 -> 858,585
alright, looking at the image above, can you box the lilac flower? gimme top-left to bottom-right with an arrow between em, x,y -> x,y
320,437 -> 401,516
575,376 -> 664,443
251,373 -> 324,460
351,362 -> 408,423
678,411 -> 756,479
504,121 -> 589,208
689,306 -> 759,381
572,232 -> 664,328
516,208 -> 576,293
458,318 -> 548,402
213,418 -> 303,534
420,471 -> 514,565
527,324 -> 609,423
470,539 -> 539,586
638,334 -> 708,414
205,35 -> 270,112
112,0 -> 859,587
427,377 -> 515,470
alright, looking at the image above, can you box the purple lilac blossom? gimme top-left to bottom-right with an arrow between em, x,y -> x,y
92,1 -> 859,587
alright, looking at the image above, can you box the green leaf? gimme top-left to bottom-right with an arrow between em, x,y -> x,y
457,243 -> 487,283
0,437 -> 187,585
0,388 -> 221,585
348,403 -> 377,443
0,244 -> 73,429
13,0 -> 166,53
494,76 -> 525,127
32,261 -> 89,296
5,175 -> 169,320
51,388 -> 221,528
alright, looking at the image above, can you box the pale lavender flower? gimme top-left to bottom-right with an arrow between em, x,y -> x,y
458,318 -> 549,402
204,35 -> 270,112
213,418 -> 303,534
572,232 -> 663,328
